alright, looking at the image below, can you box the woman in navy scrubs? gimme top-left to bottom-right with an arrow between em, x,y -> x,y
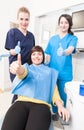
5,6 -> 35,103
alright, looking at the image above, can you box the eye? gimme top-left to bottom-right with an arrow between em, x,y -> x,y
32,53 -> 35,56
20,18 -> 23,21
39,53 -> 42,56
25,18 -> 29,21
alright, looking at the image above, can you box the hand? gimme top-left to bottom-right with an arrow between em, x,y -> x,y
10,54 -> 23,75
44,60 -> 50,65
44,54 -> 50,65
58,105 -> 70,122
14,41 -> 21,54
57,46 -> 64,56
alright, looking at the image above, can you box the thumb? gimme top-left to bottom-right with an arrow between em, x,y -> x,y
17,53 -> 21,66
17,41 -> 20,47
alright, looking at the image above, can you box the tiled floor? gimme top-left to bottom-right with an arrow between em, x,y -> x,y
54,121 -> 64,130
0,90 -> 63,130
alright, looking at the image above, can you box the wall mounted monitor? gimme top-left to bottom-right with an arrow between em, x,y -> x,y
72,10 -> 84,30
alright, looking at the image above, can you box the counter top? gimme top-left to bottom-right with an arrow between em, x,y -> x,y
76,48 -> 84,53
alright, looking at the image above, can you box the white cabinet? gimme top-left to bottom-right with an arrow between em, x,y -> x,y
64,81 -> 84,130
72,52 -> 84,81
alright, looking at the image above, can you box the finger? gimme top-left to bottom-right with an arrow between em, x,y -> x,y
61,113 -> 64,120
17,41 -> 20,47
66,112 -> 70,122
58,109 -> 62,117
9,64 -> 16,74
17,53 -> 21,66
10,67 -> 16,74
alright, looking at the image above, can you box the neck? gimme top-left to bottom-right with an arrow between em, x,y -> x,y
59,31 -> 68,38
18,28 -> 27,36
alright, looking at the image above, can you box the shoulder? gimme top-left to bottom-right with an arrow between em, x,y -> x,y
69,34 -> 78,40
66,34 -> 78,44
47,66 -> 59,80
73,35 -> 78,41
7,28 -> 18,36
44,64 -> 58,73
48,35 -> 59,45
27,31 -> 35,37
51,67 -> 58,74
23,63 -> 29,69
47,35 -> 58,48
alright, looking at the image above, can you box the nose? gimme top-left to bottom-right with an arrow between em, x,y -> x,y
35,54 -> 38,58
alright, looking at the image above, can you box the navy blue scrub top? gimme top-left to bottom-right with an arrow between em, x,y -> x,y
5,28 -> 35,81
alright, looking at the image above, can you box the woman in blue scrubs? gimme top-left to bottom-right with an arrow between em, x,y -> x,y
45,14 -> 78,111
5,7 -> 35,103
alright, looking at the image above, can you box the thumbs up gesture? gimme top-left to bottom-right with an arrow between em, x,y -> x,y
14,41 -> 21,54
10,54 -> 24,75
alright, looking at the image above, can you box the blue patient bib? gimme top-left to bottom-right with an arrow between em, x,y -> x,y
12,63 -> 58,104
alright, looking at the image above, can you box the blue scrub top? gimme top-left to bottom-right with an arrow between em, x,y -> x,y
5,28 -> 35,81
45,34 -> 78,80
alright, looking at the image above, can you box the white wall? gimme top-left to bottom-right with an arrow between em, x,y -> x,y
34,3 -> 84,48
0,0 -> 84,90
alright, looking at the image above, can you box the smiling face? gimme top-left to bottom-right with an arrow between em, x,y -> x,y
17,12 -> 30,31
59,16 -> 69,33
31,51 -> 43,65
58,14 -> 73,35
17,7 -> 30,32
28,46 -> 45,65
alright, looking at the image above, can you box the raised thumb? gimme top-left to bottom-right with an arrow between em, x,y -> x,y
17,53 -> 21,66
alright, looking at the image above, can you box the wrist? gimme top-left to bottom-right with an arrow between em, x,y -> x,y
14,45 -> 21,54
10,49 -> 16,56
17,67 -> 28,79
56,100 -> 64,108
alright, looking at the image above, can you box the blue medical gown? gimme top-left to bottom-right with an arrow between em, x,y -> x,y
12,63 -> 58,130
12,63 -> 58,105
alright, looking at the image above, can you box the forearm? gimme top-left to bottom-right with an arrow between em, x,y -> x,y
52,86 -> 63,106
64,46 -> 74,55
52,87 -> 70,121
55,100 -> 64,109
